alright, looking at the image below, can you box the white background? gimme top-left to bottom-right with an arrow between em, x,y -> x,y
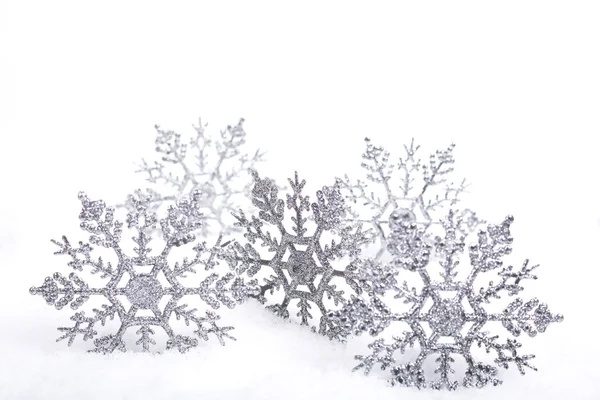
1,1 -> 599,399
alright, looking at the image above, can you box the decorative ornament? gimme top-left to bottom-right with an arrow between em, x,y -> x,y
126,118 -> 266,236
30,190 -> 259,353
329,211 -> 563,389
230,171 -> 371,339
336,138 -> 483,259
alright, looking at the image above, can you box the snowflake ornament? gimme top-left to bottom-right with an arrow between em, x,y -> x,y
127,117 -> 266,236
230,170 -> 371,339
30,190 -> 258,353
336,138 -> 483,259
329,211 -> 563,389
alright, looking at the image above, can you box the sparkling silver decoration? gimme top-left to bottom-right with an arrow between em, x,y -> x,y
329,211 -> 563,389
336,138 -> 483,259
30,190 -> 258,353
127,117 -> 266,236
230,171 -> 371,339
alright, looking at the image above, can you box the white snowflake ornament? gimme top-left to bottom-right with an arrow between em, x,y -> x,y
336,138 -> 483,260
127,117 -> 266,236
230,171 -> 371,340
30,190 -> 259,353
329,211 -> 563,389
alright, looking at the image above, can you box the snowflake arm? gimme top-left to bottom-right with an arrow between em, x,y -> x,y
434,211 -> 466,282
473,334 -> 539,375
475,259 -> 539,303
31,272 -> 98,310
286,172 -> 311,236
430,351 -> 460,391
494,297 -> 564,337
171,306 -> 236,347
78,192 -> 124,248
467,215 -> 514,277
55,305 -> 119,347
328,294 -> 396,337
51,236 -> 117,278
354,332 -> 419,375
135,326 -> 157,352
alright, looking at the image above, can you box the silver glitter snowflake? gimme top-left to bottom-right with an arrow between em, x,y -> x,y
127,117 -> 266,236
230,171 -> 371,339
329,211 -> 563,389
336,138 -> 483,259
30,190 -> 258,353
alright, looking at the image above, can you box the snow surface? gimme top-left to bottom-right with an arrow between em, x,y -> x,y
1,1 -> 600,399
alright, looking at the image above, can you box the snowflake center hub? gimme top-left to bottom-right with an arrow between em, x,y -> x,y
389,208 -> 417,227
428,299 -> 466,336
125,276 -> 163,309
287,251 -> 318,284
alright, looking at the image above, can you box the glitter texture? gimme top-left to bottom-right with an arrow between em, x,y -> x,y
30,190 -> 259,353
329,211 -> 563,389
230,171 -> 371,339
336,138 -> 483,259
126,118 -> 266,236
